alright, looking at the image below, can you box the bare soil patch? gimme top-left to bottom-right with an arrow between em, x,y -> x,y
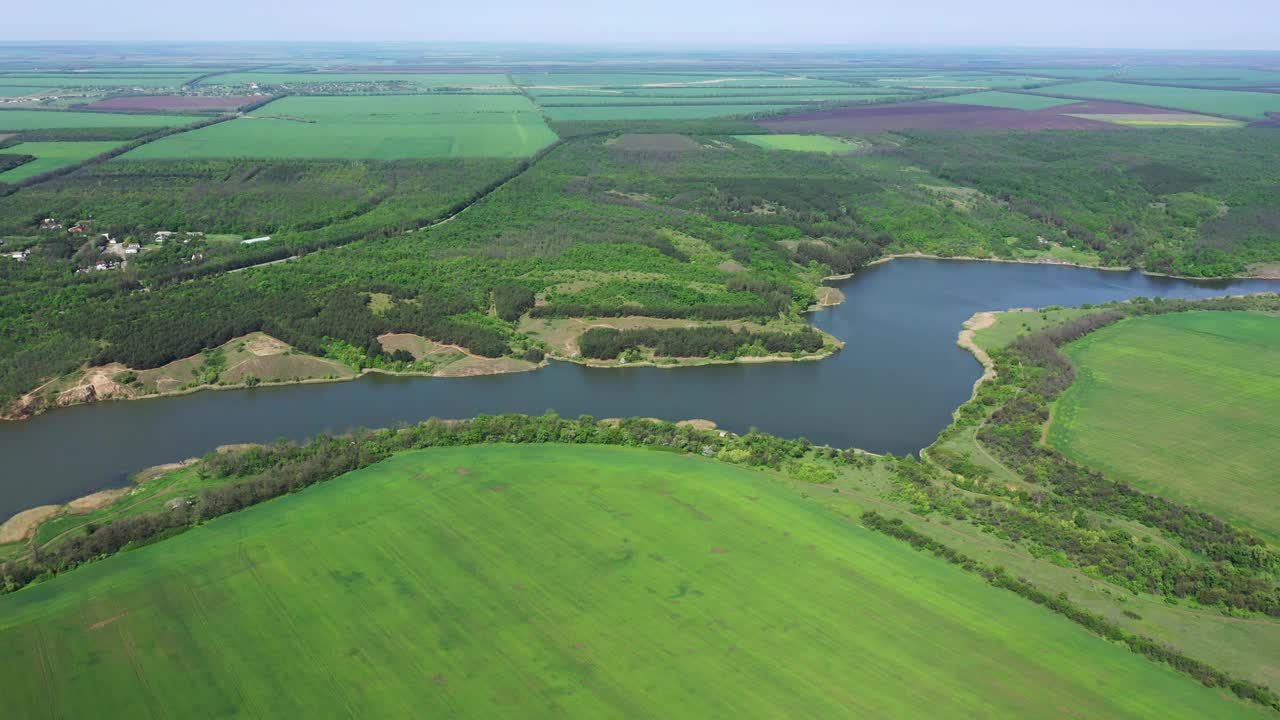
83,95 -> 263,112
813,287 -> 846,307
133,459 -> 196,484
717,260 -> 747,273
0,505 -> 60,544
609,133 -> 700,153
67,488 -> 130,514
676,419 -> 718,430
88,613 -> 127,631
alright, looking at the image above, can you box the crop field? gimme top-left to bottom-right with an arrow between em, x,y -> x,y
82,95 -> 262,111
0,109 -> 192,131
0,73 -> 202,88
1031,81 -> 1280,119
0,141 -> 122,182
126,94 -> 557,159
543,104 -> 800,121
612,86 -> 910,97
932,91 -> 1079,111
0,86 -> 52,96
0,444 -> 1265,719
757,100 -> 1120,132
1050,312 -> 1280,542
201,72 -> 514,89
534,93 -> 895,106
734,134 -> 861,153
870,73 -> 1054,89
515,72 -> 849,89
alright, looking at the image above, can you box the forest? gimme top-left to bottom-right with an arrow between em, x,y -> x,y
4,128 -> 1280,409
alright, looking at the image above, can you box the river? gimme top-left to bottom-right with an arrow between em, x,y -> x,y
3,258 -> 1278,520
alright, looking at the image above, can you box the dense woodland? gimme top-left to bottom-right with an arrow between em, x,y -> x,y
4,127 -> 1280,408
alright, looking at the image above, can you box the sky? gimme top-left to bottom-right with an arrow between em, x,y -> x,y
3,0 -> 1278,50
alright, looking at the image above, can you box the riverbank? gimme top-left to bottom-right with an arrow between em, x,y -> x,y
824,251 -> 1280,284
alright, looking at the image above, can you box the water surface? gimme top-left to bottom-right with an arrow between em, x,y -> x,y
3,258 -> 1277,519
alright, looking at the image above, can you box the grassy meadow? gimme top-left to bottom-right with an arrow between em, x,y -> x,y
126,95 -> 557,159
1050,311 -> 1280,542
0,141 -> 123,182
0,109 -> 192,131
1033,81 -> 1280,119
0,444 -> 1264,719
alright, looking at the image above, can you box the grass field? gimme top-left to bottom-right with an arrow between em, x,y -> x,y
0,86 -> 52,96
542,104 -> 799,121
126,95 -> 557,159
0,73 -> 201,88
1032,81 -> 1280,119
0,444 -> 1266,719
201,72 -> 514,88
734,134 -> 861,153
932,91 -> 1079,111
534,94 -> 892,106
0,110 -> 191,131
1050,312 -> 1280,542
515,73 -> 846,89
0,141 -> 122,182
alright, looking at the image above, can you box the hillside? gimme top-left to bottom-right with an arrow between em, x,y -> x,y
0,444 -> 1266,718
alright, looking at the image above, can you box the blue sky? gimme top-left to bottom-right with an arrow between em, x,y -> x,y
3,0 -> 1277,50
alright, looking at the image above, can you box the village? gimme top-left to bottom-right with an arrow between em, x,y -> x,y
1,216 -> 272,272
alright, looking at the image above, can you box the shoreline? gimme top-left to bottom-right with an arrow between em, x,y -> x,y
822,251 -> 1280,283
6,252 -> 1277,423
1,336 -> 844,423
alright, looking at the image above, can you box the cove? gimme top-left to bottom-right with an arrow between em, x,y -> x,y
3,257 -> 1278,521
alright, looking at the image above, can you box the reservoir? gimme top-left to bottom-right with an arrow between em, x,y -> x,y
2,258 -> 1278,520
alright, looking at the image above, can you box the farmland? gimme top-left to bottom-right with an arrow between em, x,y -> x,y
126,95 -> 557,159
1030,81 -> 1280,119
543,104 -> 800,121
0,109 -> 193,130
82,95 -> 263,111
932,90 -> 1079,111
202,72 -> 514,89
758,100 -> 1119,132
0,443 -> 1267,719
1050,311 -> 1280,542
0,141 -> 123,182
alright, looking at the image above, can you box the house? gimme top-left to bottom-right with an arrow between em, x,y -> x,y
7,249 -> 30,261
242,236 -> 272,244
153,230 -> 175,243
124,243 -> 140,255
68,223 -> 87,234
40,218 -> 63,230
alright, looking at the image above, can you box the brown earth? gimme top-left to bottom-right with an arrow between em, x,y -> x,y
67,488 -> 130,513
0,505 -> 61,544
82,95 -> 263,111
813,287 -> 846,307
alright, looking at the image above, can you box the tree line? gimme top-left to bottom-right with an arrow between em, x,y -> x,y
578,325 -> 824,360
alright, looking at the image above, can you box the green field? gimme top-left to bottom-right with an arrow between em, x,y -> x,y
515,72 -> 843,89
734,134 -> 861,153
0,141 -> 123,182
873,73 -> 1053,88
126,95 -> 557,159
535,93 -> 891,106
1033,81 -> 1280,119
0,86 -> 52,96
542,104 -> 800,121
1050,312 -> 1280,542
0,73 -> 202,88
0,110 -> 191,131
0,444 -> 1263,718
201,72 -> 514,88
932,90 -> 1079,111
